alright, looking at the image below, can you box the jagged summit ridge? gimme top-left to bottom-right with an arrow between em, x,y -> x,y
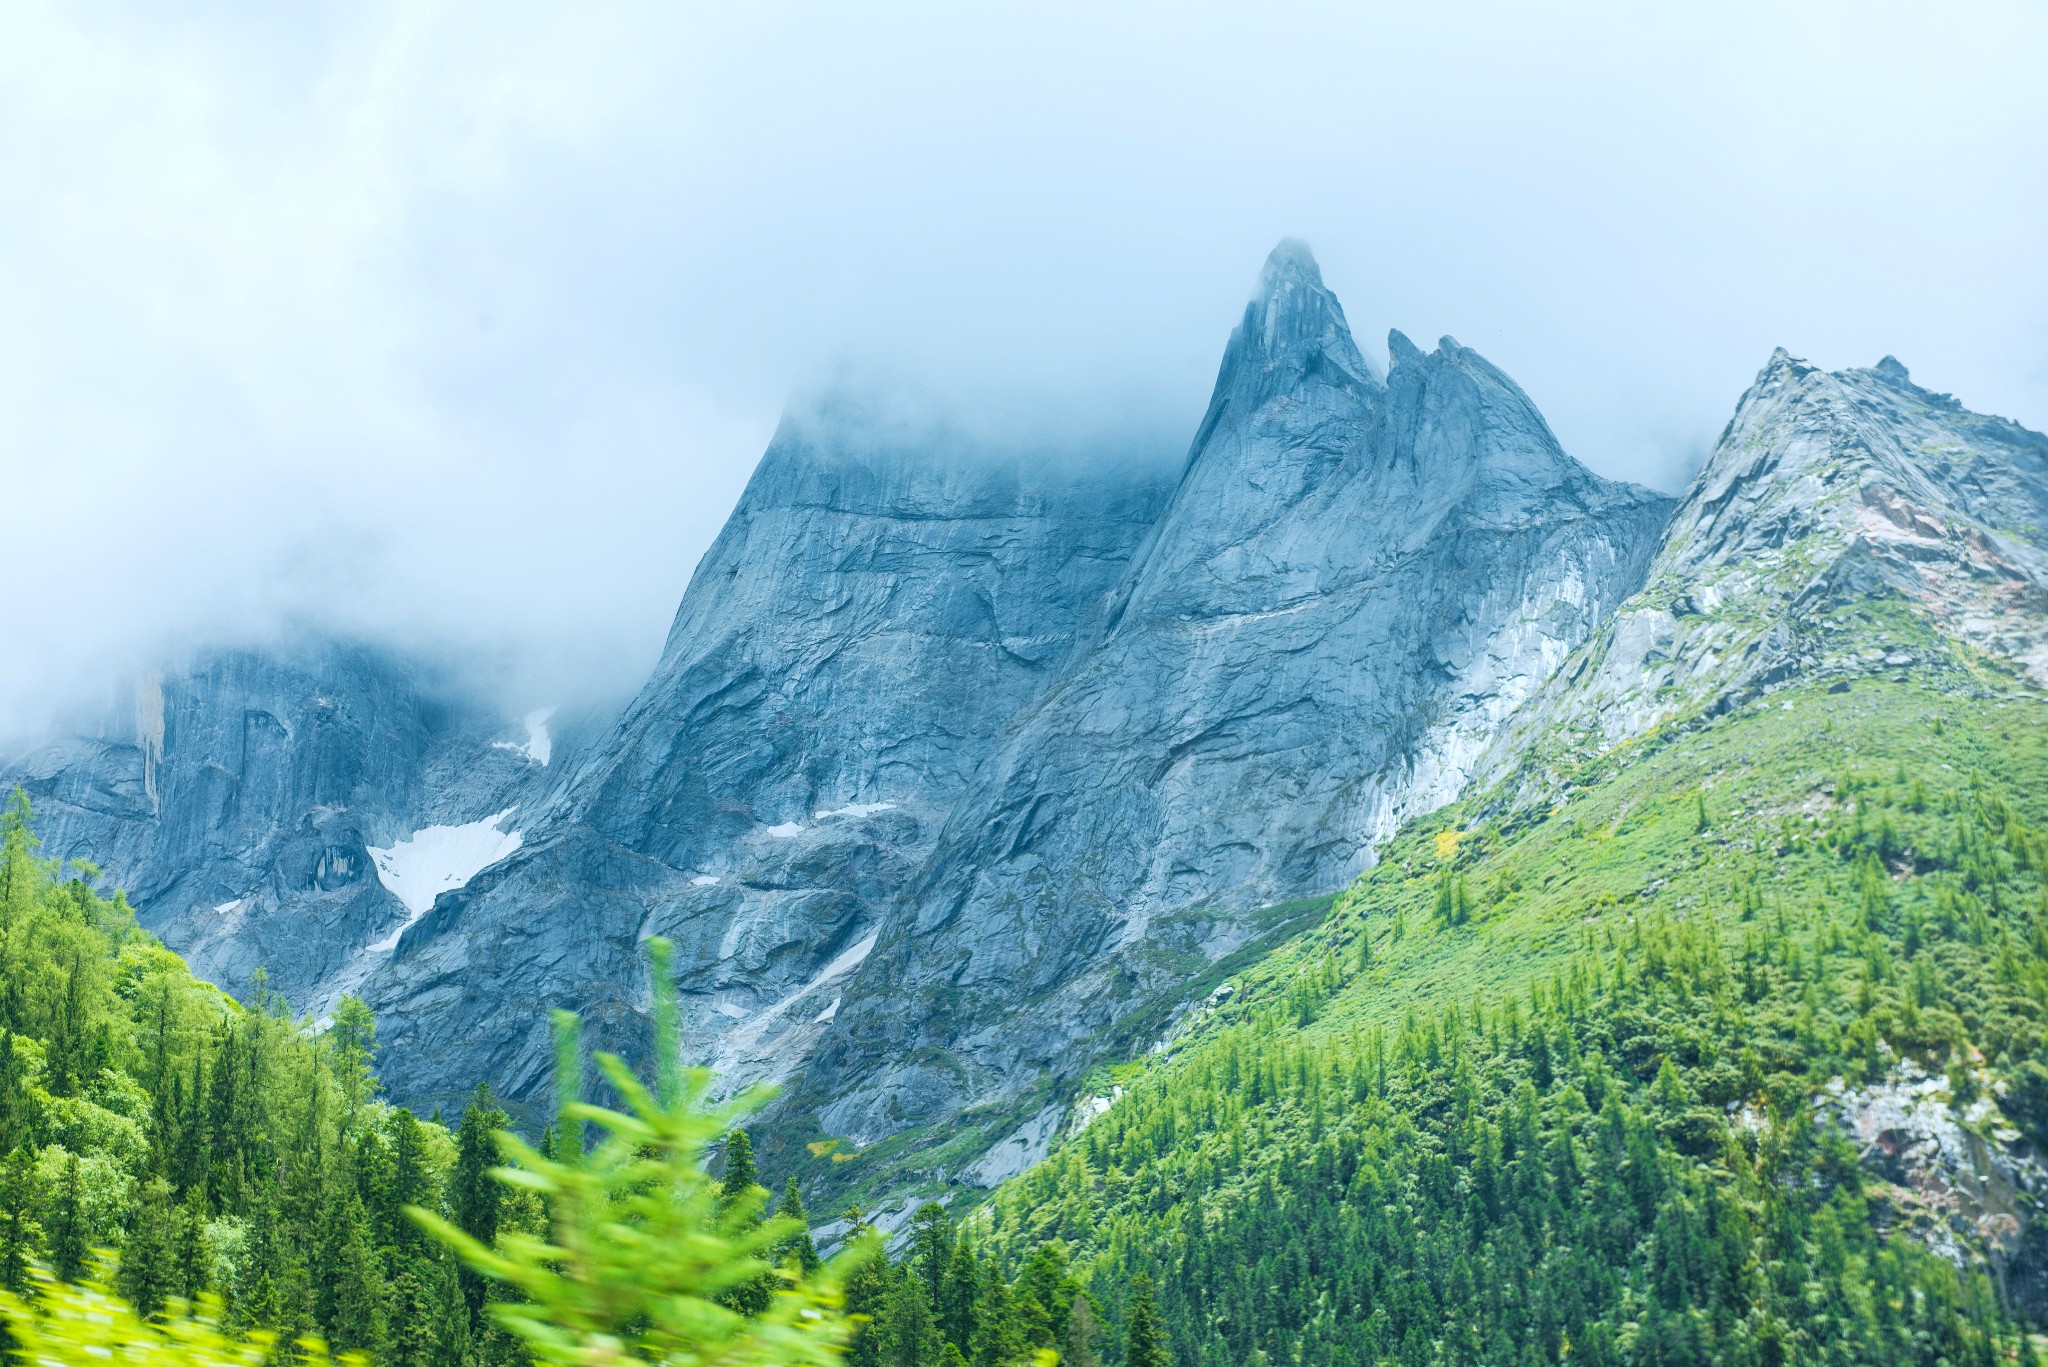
794,246 -> 1673,1157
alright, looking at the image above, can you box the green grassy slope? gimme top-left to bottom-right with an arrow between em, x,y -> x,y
980,672 -> 2048,1366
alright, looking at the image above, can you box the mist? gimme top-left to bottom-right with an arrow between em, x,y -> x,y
4,0 -> 2044,736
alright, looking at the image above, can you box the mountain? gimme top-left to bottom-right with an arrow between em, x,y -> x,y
3,242 -> 1674,1185
972,353 -> 2048,1360
1486,348 -> 2048,772
789,243 -> 1671,1174
0,640 -> 569,1008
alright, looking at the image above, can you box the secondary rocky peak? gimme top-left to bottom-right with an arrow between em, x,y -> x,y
1486,347 -> 2048,766
1386,328 -> 1425,371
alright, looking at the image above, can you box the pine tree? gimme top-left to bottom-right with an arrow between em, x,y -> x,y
46,1151 -> 89,1282
1123,1275 -> 1170,1367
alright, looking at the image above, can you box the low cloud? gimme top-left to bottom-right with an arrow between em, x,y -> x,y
3,0 -> 2043,733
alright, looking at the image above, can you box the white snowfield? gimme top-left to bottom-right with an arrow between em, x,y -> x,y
814,801 -> 896,820
367,808 -> 523,951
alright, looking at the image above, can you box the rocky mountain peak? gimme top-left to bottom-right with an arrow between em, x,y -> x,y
1482,347 -> 2048,772
1201,240 -> 1380,425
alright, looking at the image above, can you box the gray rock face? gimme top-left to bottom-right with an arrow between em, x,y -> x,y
0,641 -> 563,1007
1483,349 -> 2048,775
357,396 -> 1179,1111
794,242 -> 1671,1147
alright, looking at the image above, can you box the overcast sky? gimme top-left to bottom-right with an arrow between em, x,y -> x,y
4,1 -> 2044,730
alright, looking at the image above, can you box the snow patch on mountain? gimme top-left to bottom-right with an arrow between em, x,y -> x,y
367,808 -> 523,945
815,802 -> 896,820
492,708 -> 556,765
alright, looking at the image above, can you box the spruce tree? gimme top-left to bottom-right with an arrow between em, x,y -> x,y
450,1084 -> 508,1326
883,1274 -> 944,1367
907,1202 -> 954,1302
174,1188 -> 212,1299
842,1207 -> 895,1367
46,1151 -> 90,1282
321,1188 -> 388,1359
777,1174 -> 821,1273
1123,1275 -> 1170,1367
970,1271 -> 1023,1367
939,1238 -> 979,1354
385,1257 -> 440,1367
0,1032 -> 21,1156
0,1148 -> 40,1292
715,1128 -> 773,1316
719,1127 -> 762,1206
1064,1295 -> 1099,1367
117,1178 -> 179,1319
1015,1243 -> 1073,1351
384,1107 -> 432,1256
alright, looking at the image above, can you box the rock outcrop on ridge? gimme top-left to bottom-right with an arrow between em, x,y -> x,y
0,641 -> 564,1006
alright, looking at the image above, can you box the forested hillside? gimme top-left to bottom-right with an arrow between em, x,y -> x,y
982,673 -> 2048,1365
0,787 -> 1127,1367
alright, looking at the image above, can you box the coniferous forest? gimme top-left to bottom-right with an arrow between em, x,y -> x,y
4,667 -> 2048,1367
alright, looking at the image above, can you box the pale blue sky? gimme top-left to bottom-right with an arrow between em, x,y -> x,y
3,1 -> 2044,726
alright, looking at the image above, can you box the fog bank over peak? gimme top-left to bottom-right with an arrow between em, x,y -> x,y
2,1 -> 2042,735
